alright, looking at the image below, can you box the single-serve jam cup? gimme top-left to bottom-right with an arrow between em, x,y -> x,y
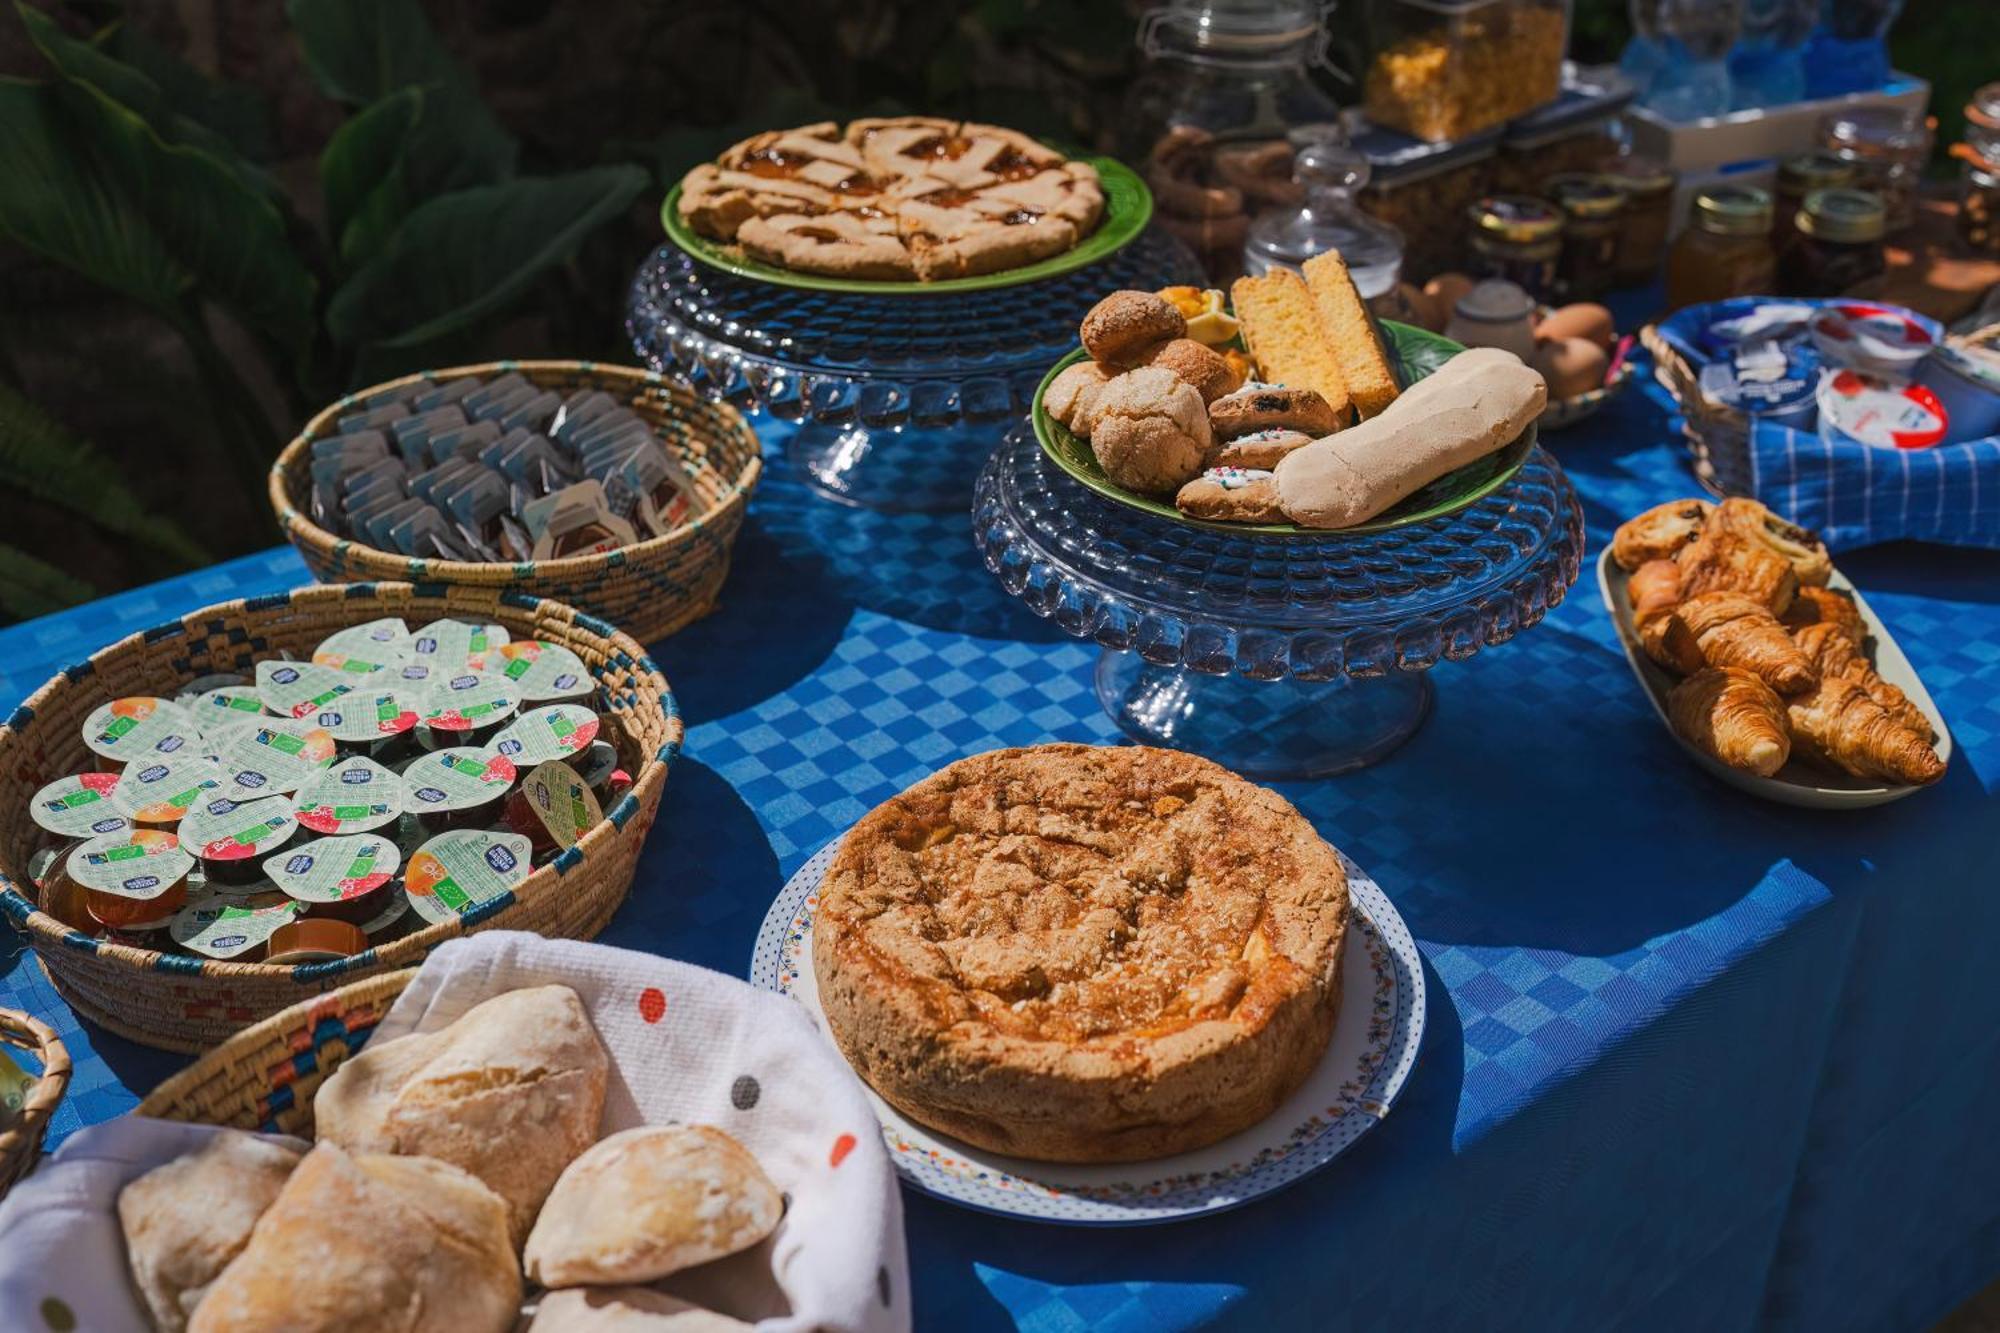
177,793 -> 300,886
402,747 -> 518,834
81,696 -> 201,774
291,756 -> 404,836
403,828 -> 532,927
67,828 -> 194,928
263,833 -> 402,925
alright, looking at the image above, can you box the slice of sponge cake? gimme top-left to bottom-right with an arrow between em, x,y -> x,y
1229,270 -> 1351,425
1302,251 -> 1400,418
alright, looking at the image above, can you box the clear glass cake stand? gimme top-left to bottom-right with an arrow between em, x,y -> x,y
624,233 -> 1205,511
971,427 -> 1587,778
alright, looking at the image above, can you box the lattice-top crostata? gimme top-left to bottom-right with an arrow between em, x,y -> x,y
676,117 -> 1106,282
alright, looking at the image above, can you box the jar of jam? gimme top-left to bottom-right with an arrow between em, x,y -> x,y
1666,187 -> 1777,311
1543,174 -> 1627,303
1466,195 -> 1563,302
1780,188 -> 1887,297
1595,154 -> 1676,285
1772,151 -> 1856,247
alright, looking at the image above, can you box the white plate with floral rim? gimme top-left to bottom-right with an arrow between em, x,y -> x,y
749,838 -> 1425,1225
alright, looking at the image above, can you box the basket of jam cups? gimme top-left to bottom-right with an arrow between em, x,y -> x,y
0,582 -> 680,1053
0,1008 -> 69,1197
269,361 -> 763,645
134,968 -> 414,1135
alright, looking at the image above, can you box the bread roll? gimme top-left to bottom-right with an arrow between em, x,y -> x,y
118,1131 -> 303,1333
314,984 -> 609,1247
188,1143 -> 519,1333
1274,349 -> 1545,529
528,1287 -> 754,1332
524,1125 -> 783,1287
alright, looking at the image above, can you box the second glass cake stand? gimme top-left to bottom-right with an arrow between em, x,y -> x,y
625,230 -> 1205,512
972,427 -> 1586,778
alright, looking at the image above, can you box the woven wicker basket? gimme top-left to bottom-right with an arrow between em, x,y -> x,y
0,1009 -> 69,1196
270,361 -> 763,644
1640,323 -> 1749,498
136,970 -> 414,1136
0,583 -> 680,1053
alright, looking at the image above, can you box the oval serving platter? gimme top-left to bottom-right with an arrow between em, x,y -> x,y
1032,319 -> 1537,537
1596,546 -> 1951,809
660,155 -> 1152,297
750,836 -> 1424,1226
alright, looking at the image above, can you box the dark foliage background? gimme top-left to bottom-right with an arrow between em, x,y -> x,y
0,0 -> 1978,622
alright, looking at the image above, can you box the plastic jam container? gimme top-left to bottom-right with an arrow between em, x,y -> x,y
491,640 -> 595,703
1817,369 -> 1949,450
291,756 -> 404,836
67,828 -> 193,928
402,747 -> 519,834
29,771 -> 130,842
110,755 -> 229,828
264,834 -> 402,925
81,697 -> 201,773
404,828 -> 533,926
178,793 -> 300,886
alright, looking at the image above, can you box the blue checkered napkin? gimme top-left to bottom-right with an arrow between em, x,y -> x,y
1750,421 -> 2000,553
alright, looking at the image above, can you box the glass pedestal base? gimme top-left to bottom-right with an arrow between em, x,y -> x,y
1096,651 -> 1435,779
791,421 -> 992,512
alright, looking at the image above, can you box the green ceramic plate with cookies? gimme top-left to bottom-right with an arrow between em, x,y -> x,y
660,156 -> 1152,296
1031,320 -> 1538,538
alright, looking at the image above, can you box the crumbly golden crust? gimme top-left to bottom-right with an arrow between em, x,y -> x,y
677,119 -> 1104,282
813,744 -> 1348,1163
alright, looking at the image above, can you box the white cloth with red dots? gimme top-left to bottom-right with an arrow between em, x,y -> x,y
0,930 -> 909,1333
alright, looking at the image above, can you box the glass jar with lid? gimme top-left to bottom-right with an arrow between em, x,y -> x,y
1772,151 -> 1857,246
1244,130 -> 1407,296
1820,105 -> 1932,234
1119,0 -> 1346,283
1666,186 -> 1776,310
1543,173 -> 1628,302
1363,0 -> 1571,143
1595,153 -> 1677,284
1955,84 -> 2000,255
1466,194 -> 1563,300
1778,187 -> 1886,296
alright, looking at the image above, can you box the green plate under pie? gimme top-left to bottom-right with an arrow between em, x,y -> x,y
659,156 -> 1152,296
1032,320 -> 1538,537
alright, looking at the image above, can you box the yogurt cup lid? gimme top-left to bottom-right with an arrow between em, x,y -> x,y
1818,369 -> 1949,449
493,705 -> 600,765
292,756 -> 405,835
1696,301 -> 1817,356
1810,302 -> 1937,370
68,828 -> 193,899
296,688 -> 420,745
170,891 -> 304,959
419,670 -> 523,734
111,754 -> 229,824
188,686 -> 270,727
256,660 -> 360,720
81,697 -> 201,765
313,618 -> 413,674
209,717 -> 337,801
1698,340 -> 1821,413
409,619 -> 511,671
492,640 -> 594,702
177,793 -> 298,863
519,759 -> 603,850
30,772 -> 130,839
404,828 -> 532,925
264,834 -> 401,903
402,747 -> 517,813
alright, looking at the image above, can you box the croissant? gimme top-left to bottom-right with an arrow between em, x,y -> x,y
1707,498 -> 1833,587
1678,529 -> 1799,614
1668,668 -> 1790,776
1677,592 -> 1818,694
1779,584 -> 1865,640
1612,499 -> 1713,571
1787,675 -> 1945,785
1627,560 -> 1703,674
1791,622 -> 1935,741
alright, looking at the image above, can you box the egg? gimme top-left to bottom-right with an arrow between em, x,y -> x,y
1422,272 -> 1475,322
1535,302 -> 1617,350
1532,336 -> 1611,401
1374,281 -> 1437,332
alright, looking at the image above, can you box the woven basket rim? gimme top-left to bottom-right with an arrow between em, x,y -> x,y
134,968 -> 417,1120
0,1008 -> 70,1160
0,581 -> 678,986
267,359 -> 763,580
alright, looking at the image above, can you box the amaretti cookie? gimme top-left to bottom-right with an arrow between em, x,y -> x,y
813,743 -> 1349,1163
1089,367 -> 1211,495
1044,360 -> 1115,434
1144,337 -> 1243,404
1080,291 -> 1186,366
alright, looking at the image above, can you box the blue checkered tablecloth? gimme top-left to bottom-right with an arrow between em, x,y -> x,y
5,346 -> 1999,1332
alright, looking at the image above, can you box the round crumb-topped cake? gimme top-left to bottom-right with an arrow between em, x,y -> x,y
813,744 -> 1348,1163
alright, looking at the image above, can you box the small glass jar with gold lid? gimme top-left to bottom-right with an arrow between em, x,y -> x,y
1779,187 -> 1887,297
1666,186 -> 1776,311
1543,173 -> 1627,302
1466,194 -> 1563,301
1595,154 -> 1676,285
1772,151 -> 1857,246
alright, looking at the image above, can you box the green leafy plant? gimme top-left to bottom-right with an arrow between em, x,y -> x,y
0,0 -> 650,618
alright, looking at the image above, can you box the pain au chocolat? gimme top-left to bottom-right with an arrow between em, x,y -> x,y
812,744 -> 1347,1163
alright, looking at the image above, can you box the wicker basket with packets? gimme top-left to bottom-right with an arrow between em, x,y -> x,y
0,582 -> 679,1053
270,361 -> 762,644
